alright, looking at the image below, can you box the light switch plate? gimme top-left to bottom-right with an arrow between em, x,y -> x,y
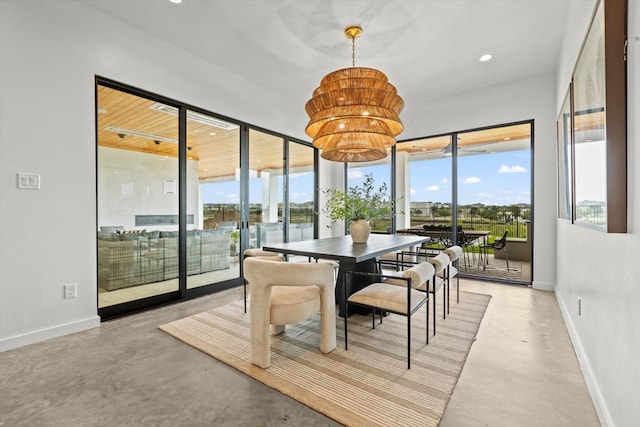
17,172 -> 40,190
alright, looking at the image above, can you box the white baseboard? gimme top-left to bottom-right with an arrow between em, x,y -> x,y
532,280 -> 555,291
0,316 -> 100,352
555,291 -> 612,427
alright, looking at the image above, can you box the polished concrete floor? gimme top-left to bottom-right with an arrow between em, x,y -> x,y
1,280 -> 600,426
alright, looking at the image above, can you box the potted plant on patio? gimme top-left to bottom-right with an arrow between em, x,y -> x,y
321,173 -> 397,243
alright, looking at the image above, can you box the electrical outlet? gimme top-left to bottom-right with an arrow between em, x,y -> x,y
577,296 -> 582,316
64,283 -> 77,299
17,172 -> 41,190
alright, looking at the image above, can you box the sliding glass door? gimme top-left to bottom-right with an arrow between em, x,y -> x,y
185,109 -> 241,290
96,79 -> 317,318
396,121 -> 532,284
97,85 -> 181,310
455,123 -> 532,282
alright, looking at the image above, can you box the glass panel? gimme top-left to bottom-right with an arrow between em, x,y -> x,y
347,157 -> 392,233
97,86 -> 179,308
249,130 -> 284,248
396,135 -> 453,249
186,109 -> 241,289
457,123 -> 531,281
557,88 -> 573,220
572,0 -> 606,227
288,142 -> 315,242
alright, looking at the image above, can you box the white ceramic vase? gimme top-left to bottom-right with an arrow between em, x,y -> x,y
349,219 -> 371,243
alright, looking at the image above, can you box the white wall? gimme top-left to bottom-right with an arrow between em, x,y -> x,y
0,1 -> 285,350
555,1 -> 639,426
97,147 -> 200,230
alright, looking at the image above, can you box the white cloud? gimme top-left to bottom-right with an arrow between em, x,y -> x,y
478,192 -> 492,198
410,188 -> 416,196
441,177 -> 449,184
498,164 -> 527,174
463,176 -> 481,184
348,170 -> 363,179
425,185 -> 440,192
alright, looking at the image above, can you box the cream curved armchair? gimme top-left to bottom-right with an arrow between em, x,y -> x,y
243,257 -> 337,369
242,248 -> 284,313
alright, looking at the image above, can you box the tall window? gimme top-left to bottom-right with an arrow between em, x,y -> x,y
396,122 -> 532,284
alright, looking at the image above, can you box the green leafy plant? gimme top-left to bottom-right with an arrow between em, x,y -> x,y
321,173 -> 398,226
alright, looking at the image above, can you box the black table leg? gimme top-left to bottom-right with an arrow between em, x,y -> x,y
336,258 -> 377,317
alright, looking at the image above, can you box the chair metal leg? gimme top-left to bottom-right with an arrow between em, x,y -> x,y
344,303 -> 348,350
446,266 -> 450,316
407,312 -> 411,369
426,299 -> 429,344
243,280 -> 247,313
432,276 -> 437,336
344,279 -> 349,350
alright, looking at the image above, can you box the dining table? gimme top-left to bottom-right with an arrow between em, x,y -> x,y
262,233 -> 430,317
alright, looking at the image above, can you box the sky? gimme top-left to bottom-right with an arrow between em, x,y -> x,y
202,150 -> 531,207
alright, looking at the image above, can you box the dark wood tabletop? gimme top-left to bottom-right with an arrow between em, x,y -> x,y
262,234 -> 431,263
263,234 -> 430,316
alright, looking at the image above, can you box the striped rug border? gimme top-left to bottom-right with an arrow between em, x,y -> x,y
159,290 -> 491,427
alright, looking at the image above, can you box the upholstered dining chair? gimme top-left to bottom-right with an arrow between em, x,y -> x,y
345,260 -> 434,369
389,250 -> 448,334
242,248 -> 284,313
443,246 -> 464,308
243,257 -> 336,369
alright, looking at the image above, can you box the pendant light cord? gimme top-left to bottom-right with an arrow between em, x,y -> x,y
351,36 -> 356,67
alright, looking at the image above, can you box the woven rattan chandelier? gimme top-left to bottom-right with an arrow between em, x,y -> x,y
305,26 -> 404,162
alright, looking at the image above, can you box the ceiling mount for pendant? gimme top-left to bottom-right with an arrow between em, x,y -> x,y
344,25 -> 362,40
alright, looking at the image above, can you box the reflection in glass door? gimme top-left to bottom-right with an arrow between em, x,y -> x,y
185,109 -> 241,290
248,130 -> 285,249
97,85 -> 179,309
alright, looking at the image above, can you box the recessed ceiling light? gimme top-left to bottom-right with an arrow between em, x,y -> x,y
479,54 -> 492,62
169,0 -> 183,4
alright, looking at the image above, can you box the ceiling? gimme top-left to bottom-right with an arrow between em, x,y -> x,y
97,85 -> 531,179
86,0 -> 572,142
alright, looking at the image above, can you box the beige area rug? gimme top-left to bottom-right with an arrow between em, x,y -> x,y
159,290 -> 491,427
